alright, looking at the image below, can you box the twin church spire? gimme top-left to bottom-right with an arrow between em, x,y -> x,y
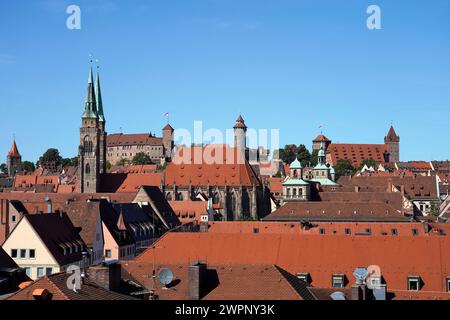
82,66 -> 105,123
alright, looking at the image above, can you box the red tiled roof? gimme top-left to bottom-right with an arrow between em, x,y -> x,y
166,146 -> 261,187
313,134 -> 331,142
385,126 -> 400,143
122,262 -> 313,300
169,200 -> 207,223
8,140 -> 21,157
136,222 -> 450,293
100,173 -> 162,193
327,143 -> 388,166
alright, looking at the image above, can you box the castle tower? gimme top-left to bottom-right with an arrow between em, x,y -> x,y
233,115 -> 247,163
7,139 -> 22,176
78,66 -> 101,193
312,134 -> 331,152
162,123 -> 174,159
384,126 -> 400,163
95,70 -> 107,173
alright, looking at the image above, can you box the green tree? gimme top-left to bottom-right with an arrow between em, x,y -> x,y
22,161 -> 35,173
278,145 -> 297,164
359,158 -> 376,170
296,144 -> 311,167
132,152 -> 153,165
334,159 -> 355,179
0,163 -> 7,174
106,161 -> 112,171
61,156 -> 78,167
39,148 -> 63,166
429,201 -> 441,216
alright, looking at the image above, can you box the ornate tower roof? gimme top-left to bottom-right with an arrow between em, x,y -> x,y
82,66 -> 98,119
233,115 -> 247,129
385,126 -> 400,143
8,139 -> 21,158
95,70 -> 105,122
290,158 -> 302,169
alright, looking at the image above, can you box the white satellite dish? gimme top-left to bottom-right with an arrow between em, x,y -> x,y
158,268 -> 174,287
330,292 -> 346,300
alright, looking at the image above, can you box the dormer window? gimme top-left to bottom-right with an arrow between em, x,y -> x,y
296,273 -> 311,285
332,274 -> 346,288
407,276 -> 421,291
446,277 -> 450,292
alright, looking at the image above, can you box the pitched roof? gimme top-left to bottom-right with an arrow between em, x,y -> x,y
122,262 -> 315,300
313,134 -> 331,143
233,115 -> 247,129
100,173 -> 162,193
8,140 -> 21,158
138,186 -> 180,228
163,123 -> 174,131
338,175 -> 439,200
65,201 -> 103,247
166,146 -> 261,187
385,126 -> 400,143
327,143 -> 388,167
24,213 -> 85,266
263,201 -> 409,222
107,133 -> 162,146
7,272 -> 136,300
135,222 -> 450,293
0,247 -> 18,269
169,200 -> 208,223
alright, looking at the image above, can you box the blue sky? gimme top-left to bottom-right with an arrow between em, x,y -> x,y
0,0 -> 449,163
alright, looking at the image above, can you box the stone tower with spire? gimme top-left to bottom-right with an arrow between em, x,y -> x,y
162,123 -> 174,159
78,66 -> 107,193
384,126 -> 400,163
233,115 -> 247,163
7,139 -> 22,176
95,70 -> 107,173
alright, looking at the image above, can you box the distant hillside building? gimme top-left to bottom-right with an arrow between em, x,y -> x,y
107,127 -> 174,166
316,126 -> 400,167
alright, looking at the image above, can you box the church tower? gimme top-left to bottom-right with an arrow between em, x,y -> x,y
233,115 -> 247,163
384,126 -> 400,163
7,139 -> 22,176
95,70 -> 107,173
78,66 -> 103,193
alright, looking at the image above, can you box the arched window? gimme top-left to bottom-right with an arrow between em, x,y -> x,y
293,169 -> 298,178
299,188 -> 303,196
85,163 -> 90,175
165,192 -> 172,201
84,136 -> 92,154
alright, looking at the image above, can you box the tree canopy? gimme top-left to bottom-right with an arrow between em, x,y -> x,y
39,148 -> 63,165
22,161 -> 35,173
334,159 -> 355,179
132,152 -> 153,165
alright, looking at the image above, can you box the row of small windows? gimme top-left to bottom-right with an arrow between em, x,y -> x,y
10,249 -> 35,259
318,228 -> 419,236
108,146 -> 163,151
296,273 -> 450,292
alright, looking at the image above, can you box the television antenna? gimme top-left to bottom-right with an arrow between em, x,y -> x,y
353,267 -> 369,285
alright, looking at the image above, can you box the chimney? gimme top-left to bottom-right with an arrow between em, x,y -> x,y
188,262 -> 207,300
351,284 -> 368,301
88,261 -> 122,292
45,196 -> 52,213
32,288 -> 52,301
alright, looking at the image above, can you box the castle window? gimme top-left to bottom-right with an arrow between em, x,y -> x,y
85,164 -> 90,174
83,136 -> 93,154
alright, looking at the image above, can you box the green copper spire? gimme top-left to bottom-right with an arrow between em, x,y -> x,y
82,66 -> 98,119
95,70 -> 105,122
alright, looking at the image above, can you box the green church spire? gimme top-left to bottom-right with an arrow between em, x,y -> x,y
95,70 -> 105,122
82,66 -> 98,119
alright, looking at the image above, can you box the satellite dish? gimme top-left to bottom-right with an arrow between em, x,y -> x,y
353,267 -> 369,284
330,292 -> 346,300
158,268 -> 174,286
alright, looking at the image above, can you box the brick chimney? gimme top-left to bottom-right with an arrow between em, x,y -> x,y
351,283 -> 368,300
188,262 -> 207,300
88,262 -> 122,292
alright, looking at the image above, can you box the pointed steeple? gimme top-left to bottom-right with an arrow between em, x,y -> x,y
384,126 -> 400,143
95,70 -> 105,122
8,139 -> 21,158
82,66 -> 98,119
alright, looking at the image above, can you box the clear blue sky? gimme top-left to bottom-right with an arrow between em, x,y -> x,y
1,0 -> 449,163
